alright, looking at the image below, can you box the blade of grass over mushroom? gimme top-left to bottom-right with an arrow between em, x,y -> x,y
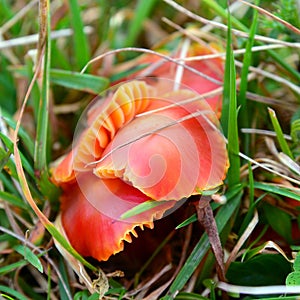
175,214 -> 198,230
238,1 -> 259,156
221,8 -> 240,187
268,108 -> 293,159
68,0 -> 90,70
120,200 -> 169,220
50,69 -> 109,94
3,0 -> 300,297
165,190 -> 243,298
14,124 -> 97,271
124,0 -> 157,47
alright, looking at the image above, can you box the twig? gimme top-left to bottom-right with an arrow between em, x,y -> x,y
245,91 -> 297,110
173,38 -> 190,91
241,154 -> 300,186
162,17 -> 212,45
196,197 -> 226,282
241,128 -> 292,141
182,43 -> 300,62
235,61 -> 300,95
0,26 -> 93,50
217,282 -> 300,295
225,210 -> 259,272
127,264 -> 173,298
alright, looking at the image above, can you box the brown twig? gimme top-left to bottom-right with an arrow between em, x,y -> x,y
196,197 -> 226,282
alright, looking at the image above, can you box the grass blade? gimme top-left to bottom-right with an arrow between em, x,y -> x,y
238,0 -> 259,155
121,200 -> 169,219
221,7 -> 240,187
268,107 -> 293,158
201,0 -> 247,30
50,69 -> 109,94
14,244 -> 43,273
0,132 -> 34,179
175,214 -> 198,230
34,0 -> 51,171
25,56 -> 41,123
58,257 -> 72,300
0,260 -> 28,276
0,191 -> 28,209
290,119 -> 300,142
0,285 -> 29,300
2,113 -> 35,157
254,181 -> 300,202
124,0 -> 157,47
68,0 -> 90,69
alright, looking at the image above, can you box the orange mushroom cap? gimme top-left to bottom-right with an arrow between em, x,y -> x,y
52,78 -> 228,261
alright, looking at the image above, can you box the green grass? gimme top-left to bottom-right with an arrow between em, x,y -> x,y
0,0 -> 300,299
68,0 -> 91,70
